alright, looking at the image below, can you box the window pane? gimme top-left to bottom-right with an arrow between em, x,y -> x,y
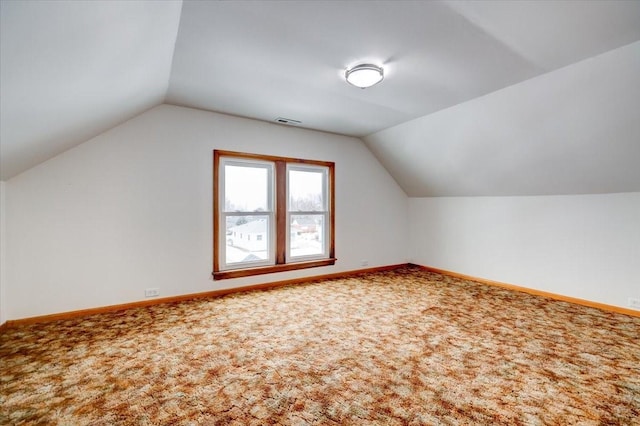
225,164 -> 270,212
290,214 -> 324,257
289,168 -> 324,211
225,216 -> 270,265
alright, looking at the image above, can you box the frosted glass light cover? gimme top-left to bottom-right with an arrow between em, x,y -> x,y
345,64 -> 384,88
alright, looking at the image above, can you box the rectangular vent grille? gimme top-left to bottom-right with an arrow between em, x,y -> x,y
275,117 -> 301,125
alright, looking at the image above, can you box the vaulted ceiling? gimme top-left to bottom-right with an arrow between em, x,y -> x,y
2,0 -> 639,195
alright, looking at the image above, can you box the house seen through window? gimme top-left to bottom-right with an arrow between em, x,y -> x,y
213,150 -> 335,279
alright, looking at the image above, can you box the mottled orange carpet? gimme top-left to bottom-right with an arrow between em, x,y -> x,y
1,266 -> 639,425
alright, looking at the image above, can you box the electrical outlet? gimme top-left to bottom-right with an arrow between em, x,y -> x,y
628,298 -> 640,310
145,288 -> 160,298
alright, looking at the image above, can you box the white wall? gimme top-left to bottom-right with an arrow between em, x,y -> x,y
0,181 -> 6,324
409,193 -> 640,309
5,105 -> 409,320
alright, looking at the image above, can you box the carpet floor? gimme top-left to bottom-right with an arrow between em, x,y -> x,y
1,266 -> 639,425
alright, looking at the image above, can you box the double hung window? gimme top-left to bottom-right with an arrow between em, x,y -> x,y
213,150 -> 335,279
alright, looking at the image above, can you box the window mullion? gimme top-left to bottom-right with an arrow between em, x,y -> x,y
275,161 -> 287,265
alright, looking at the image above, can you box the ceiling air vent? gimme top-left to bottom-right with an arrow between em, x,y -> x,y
275,117 -> 301,125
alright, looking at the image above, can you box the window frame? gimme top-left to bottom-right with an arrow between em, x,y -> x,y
213,150 -> 335,280
286,163 -> 330,263
218,157 -> 275,270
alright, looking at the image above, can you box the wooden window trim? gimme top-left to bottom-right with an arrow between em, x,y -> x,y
213,150 -> 336,280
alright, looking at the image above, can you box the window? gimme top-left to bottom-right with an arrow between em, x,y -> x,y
213,150 -> 335,279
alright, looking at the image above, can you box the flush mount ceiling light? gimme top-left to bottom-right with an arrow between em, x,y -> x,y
345,64 -> 384,89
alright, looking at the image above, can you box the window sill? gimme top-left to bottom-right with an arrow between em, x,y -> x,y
213,258 -> 337,280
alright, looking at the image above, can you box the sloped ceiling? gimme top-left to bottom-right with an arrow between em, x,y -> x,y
365,41 -> 640,196
1,0 -> 639,196
0,0 -> 182,180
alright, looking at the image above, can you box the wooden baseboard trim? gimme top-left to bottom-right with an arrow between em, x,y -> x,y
2,263 -> 409,329
8,262 -> 632,327
413,264 -> 640,318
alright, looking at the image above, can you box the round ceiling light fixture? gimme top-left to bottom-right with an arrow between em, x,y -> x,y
345,64 -> 384,89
